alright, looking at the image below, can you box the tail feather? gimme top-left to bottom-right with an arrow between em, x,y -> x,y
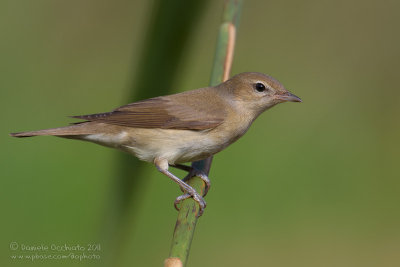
10,124 -> 93,138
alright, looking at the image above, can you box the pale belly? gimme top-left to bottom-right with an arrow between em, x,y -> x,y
82,127 -> 232,164
79,111 -> 254,165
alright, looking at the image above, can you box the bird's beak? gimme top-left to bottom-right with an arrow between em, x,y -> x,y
275,91 -> 302,103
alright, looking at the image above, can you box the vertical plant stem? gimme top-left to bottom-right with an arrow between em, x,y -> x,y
102,1 -> 209,266
165,1 -> 243,266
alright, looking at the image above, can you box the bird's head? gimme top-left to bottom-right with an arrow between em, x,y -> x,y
222,72 -> 301,116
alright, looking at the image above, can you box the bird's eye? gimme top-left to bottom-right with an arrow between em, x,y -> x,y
254,83 -> 266,92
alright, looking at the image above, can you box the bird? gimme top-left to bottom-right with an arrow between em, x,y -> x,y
10,72 -> 301,216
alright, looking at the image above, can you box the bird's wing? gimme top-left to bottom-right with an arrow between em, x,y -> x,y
71,92 -> 226,131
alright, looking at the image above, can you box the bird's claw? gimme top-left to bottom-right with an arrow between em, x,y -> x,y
182,168 -> 211,197
168,164 -> 210,216
174,191 -> 207,217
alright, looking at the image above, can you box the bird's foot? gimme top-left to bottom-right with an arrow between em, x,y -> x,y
173,164 -> 211,197
162,162 -> 210,217
174,190 -> 207,217
183,168 -> 211,197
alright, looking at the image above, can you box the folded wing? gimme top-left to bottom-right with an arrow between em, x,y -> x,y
72,93 -> 225,131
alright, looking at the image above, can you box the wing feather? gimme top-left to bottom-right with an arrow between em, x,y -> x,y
71,90 -> 226,131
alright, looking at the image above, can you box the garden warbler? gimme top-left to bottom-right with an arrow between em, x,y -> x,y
11,72 -> 301,216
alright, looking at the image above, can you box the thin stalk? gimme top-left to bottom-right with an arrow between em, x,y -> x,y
102,1 -> 208,266
164,1 -> 243,266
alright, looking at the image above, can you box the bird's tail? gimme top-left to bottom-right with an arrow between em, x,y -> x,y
10,124 -> 92,138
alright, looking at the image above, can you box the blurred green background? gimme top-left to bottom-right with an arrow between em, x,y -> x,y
1,0 -> 399,266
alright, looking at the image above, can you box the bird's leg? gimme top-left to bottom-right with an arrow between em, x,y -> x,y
171,164 -> 211,197
170,164 -> 211,214
154,158 -> 206,216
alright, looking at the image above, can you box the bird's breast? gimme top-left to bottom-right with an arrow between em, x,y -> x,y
81,114 -> 254,165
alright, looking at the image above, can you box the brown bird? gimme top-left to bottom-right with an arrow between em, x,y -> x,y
10,72 -> 301,216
